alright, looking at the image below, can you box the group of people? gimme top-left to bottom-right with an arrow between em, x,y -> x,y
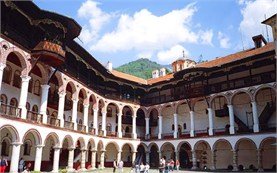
134,162 -> 150,173
159,157 -> 180,173
18,158 -> 31,173
0,157 -> 8,173
113,159 -> 124,173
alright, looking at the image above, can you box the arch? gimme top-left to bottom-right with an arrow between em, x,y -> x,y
194,140 -> 212,169
210,94 -> 229,106
0,94 -> 8,113
213,139 -> 233,170
149,142 -> 159,168
160,142 -> 175,152
148,142 -> 159,150
87,138 -> 96,150
44,132 -> 60,147
0,125 -> 20,142
22,129 -> 42,146
212,139 -> 232,151
259,137 -> 276,170
107,102 -> 119,117
75,137 -> 86,149
254,84 -> 276,100
121,143 -> 135,152
178,141 -> 192,168
32,105 -> 39,112
137,143 -> 148,152
65,81 -> 77,98
194,140 -> 211,150
2,64 -> 12,84
61,135 -> 74,148
210,94 -> 229,110
160,142 -> 175,161
1,137 -> 11,156
177,141 -> 192,152
5,50 -> 29,74
235,138 -> 257,150
123,105 -> 134,116
231,89 -> 252,104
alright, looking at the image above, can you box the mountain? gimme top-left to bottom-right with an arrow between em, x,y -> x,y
115,58 -> 170,79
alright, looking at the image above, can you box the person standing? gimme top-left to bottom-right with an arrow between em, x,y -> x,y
144,163 -> 150,173
1,157 -> 8,173
18,158 -> 25,173
118,160 -> 124,173
159,158 -> 165,173
139,162 -> 145,173
176,159 -> 180,172
113,159 -> 117,173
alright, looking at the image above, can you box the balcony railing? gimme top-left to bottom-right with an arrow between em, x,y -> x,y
27,111 -> 43,123
77,124 -> 86,132
0,103 -> 21,118
47,117 -> 60,127
64,121 -> 74,130
123,132 -> 132,138
88,127 -> 95,135
107,130 -> 116,137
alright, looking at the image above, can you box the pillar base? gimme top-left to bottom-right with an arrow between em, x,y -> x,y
132,133 -> 137,139
66,168 -> 75,173
229,126 -> 235,134
190,130 -> 195,137
232,166 -> 238,171
173,131 -> 178,138
208,128 -> 214,136
253,124 -> 259,133
118,132 -> 122,138
191,166 -> 198,170
158,133 -> 162,139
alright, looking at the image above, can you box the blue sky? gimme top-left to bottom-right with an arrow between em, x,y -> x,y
35,0 -> 276,67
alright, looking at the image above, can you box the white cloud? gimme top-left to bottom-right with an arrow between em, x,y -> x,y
218,32 -> 231,48
157,44 -> 189,64
239,0 -> 276,44
77,0 -> 112,43
89,3 -> 213,55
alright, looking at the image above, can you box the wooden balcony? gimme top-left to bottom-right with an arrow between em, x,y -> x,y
64,121 -> 74,130
32,40 -> 66,67
27,111 -> 43,123
0,103 -> 21,118
47,117 -> 60,127
77,124 -> 86,132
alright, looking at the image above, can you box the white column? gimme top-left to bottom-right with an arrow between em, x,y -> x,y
227,104 -> 235,134
191,150 -> 197,170
117,110 -> 123,138
18,75 -> 31,119
52,147 -> 61,173
72,98 -> 78,130
34,145 -> 44,171
146,151 -> 150,164
207,108 -> 214,136
100,150 -> 105,169
251,101 -> 260,132
132,152 -> 137,164
93,108 -> 98,135
67,148 -> 75,172
117,150 -> 122,163
158,115 -> 163,139
0,63 -> 6,91
145,117 -> 150,138
40,84 -> 50,124
101,111 -> 107,136
190,111 -> 195,137
132,115 -> 137,139
210,150 -> 216,170
90,150 -> 97,170
257,149 -> 263,172
232,150 -> 238,171
10,142 -> 22,173
173,113 -> 178,138
58,92 -> 66,127
83,104 -> 89,132
80,150 -> 87,170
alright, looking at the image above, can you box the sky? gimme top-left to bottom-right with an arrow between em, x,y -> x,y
34,0 -> 277,67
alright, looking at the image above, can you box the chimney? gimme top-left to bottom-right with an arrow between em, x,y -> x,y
152,69 -> 159,78
159,68 -> 166,77
252,34 -> 267,48
106,61 -> 112,71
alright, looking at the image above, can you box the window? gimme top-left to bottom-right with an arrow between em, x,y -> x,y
33,80 -> 41,95
106,123 -> 112,131
32,105 -> 38,113
0,94 -> 8,113
78,119 -> 83,125
125,126 -> 130,133
23,141 -> 31,156
13,70 -> 21,88
67,116 -> 72,122
183,123 -> 187,129
3,65 -> 12,84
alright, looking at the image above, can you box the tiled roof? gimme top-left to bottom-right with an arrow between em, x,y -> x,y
112,42 -> 275,85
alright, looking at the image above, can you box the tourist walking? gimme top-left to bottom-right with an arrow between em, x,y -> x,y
159,158 -> 165,173
0,157 -> 8,173
176,159 -> 180,171
113,159 -> 117,173
144,163 -> 150,173
118,160 -> 124,173
18,158 -> 25,172
139,162 -> 145,173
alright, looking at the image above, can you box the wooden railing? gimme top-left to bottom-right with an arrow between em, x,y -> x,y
77,124 -> 86,132
0,103 -> 21,118
27,111 -> 43,123
47,117 -> 60,127
107,130 -> 116,137
123,132 -> 132,138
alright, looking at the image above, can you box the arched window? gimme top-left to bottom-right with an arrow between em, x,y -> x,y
1,139 -> 9,156
28,79 -> 33,93
10,98 -> 18,107
106,123 -> 112,131
9,98 -> 18,116
67,116 -> 72,122
33,80 -> 41,95
0,94 -> 8,113
23,140 -> 32,156
90,122 -> 93,128
125,126 -> 130,133
78,100 -> 83,113
51,111 -> 58,118
78,119 -> 83,125
32,105 -> 38,112
3,65 -> 12,84
13,70 -> 21,88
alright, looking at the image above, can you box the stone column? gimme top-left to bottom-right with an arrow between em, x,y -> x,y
0,63 -> 6,91
117,150 -> 122,163
207,108 -> 214,136
83,104 -> 89,132
232,150 -> 238,171
58,92 -> 66,127
175,150 -> 179,161
93,108 -> 98,135
52,147 -> 61,173
227,104 -> 235,134
190,111 -> 195,137
10,142 -> 22,173
191,150 -> 197,170
257,149 -> 263,172
18,75 -> 31,119
34,145 -> 44,171
132,115 -> 137,139
145,117 -> 150,138
158,115 -> 163,139
158,151 -> 162,161
132,151 -> 137,164
210,150 -> 216,170
173,113 -> 178,138
90,150 -> 97,170
71,98 -> 78,130
40,85 -> 50,124
67,147 -> 75,172
146,151 -> 150,164
117,109 -> 123,138
80,149 -> 87,170
251,101 -> 260,132
100,150 -> 106,169
101,111 -> 107,136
